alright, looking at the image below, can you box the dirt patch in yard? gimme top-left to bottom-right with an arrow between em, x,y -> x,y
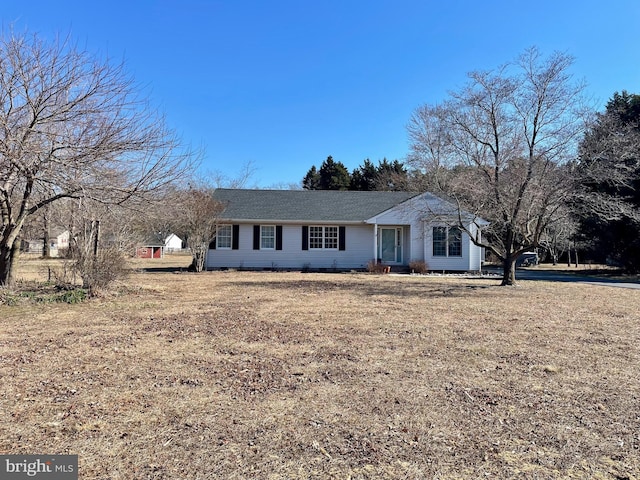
1,260 -> 639,478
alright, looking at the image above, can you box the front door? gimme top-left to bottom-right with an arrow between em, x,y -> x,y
379,227 -> 402,263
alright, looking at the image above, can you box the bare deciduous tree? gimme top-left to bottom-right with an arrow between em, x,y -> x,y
207,161 -> 256,189
538,211 -> 577,265
408,47 -> 588,285
171,187 -> 224,272
0,30 -> 194,287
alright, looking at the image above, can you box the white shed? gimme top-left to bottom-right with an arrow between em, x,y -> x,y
164,234 -> 184,252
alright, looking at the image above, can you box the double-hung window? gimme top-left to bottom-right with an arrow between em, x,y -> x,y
309,226 -> 338,250
433,226 -> 462,257
216,225 -> 232,249
253,225 -> 282,250
260,225 -> 276,250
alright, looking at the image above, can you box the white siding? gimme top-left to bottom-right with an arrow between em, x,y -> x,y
206,224 -> 376,270
164,234 -> 183,251
408,223 -> 425,263
468,224 -> 482,271
373,203 -> 417,225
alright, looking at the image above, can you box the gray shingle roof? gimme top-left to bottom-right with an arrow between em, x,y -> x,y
212,189 -> 420,222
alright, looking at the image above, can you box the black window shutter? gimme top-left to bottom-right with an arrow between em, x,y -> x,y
253,225 -> 260,250
232,225 -> 239,250
209,237 -> 216,249
276,225 -> 283,250
302,226 -> 308,250
339,226 -> 346,251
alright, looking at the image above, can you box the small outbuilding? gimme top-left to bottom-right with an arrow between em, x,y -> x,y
135,238 -> 165,259
164,233 -> 184,252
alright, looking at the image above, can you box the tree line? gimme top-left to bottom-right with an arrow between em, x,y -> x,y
302,156 -> 410,191
573,91 -> 640,272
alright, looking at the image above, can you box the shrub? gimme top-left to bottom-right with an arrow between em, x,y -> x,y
367,260 -> 389,274
409,260 -> 429,274
48,259 -> 77,286
73,246 -> 128,296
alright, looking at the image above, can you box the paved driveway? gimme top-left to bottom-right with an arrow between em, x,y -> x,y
482,267 -> 640,290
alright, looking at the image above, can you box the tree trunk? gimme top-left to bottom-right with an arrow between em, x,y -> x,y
42,230 -> 51,258
42,208 -> 51,258
501,258 -> 517,286
0,238 -> 21,288
79,220 -> 101,290
93,220 -> 100,257
191,243 -> 207,272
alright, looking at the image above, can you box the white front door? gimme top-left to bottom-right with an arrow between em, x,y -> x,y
379,227 -> 402,263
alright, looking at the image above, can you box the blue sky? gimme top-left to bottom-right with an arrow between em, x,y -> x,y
3,1 -> 639,187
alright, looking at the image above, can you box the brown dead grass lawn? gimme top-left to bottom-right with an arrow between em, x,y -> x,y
1,258 -> 640,479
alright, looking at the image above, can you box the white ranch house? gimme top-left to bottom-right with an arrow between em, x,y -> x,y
206,189 -> 486,272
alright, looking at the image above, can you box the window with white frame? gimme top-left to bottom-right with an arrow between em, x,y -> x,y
260,225 -> 275,249
309,226 -> 323,249
216,225 -> 232,249
324,226 -> 338,249
309,226 -> 338,249
433,226 -> 462,257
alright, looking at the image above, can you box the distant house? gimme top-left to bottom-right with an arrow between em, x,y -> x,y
164,233 -> 184,253
54,229 -> 70,254
21,229 -> 70,257
206,189 -> 487,272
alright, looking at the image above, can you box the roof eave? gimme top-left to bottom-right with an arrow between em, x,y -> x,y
217,218 -> 367,225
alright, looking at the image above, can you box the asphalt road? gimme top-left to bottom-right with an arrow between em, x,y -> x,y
482,266 -> 640,290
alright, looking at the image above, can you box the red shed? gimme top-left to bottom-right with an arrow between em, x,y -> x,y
135,238 -> 165,259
